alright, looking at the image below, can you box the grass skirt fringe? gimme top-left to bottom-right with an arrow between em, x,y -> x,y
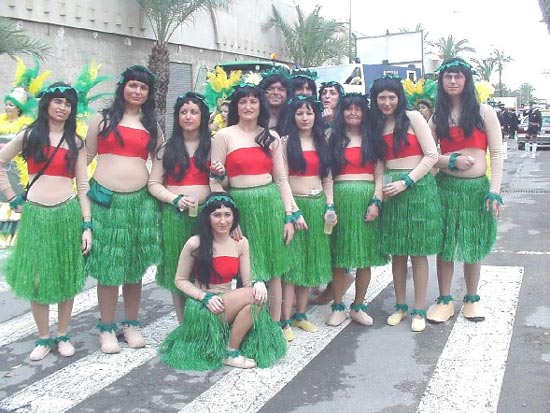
282,195 -> 332,286
156,205 -> 198,294
159,297 -> 287,371
380,170 -> 442,256
5,199 -> 85,304
332,181 -> 390,268
437,173 -> 497,263
230,184 -> 288,281
87,187 -> 162,286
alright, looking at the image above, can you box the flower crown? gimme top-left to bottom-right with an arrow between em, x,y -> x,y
290,69 -> 318,81
174,92 -> 208,110
117,65 -> 157,85
261,66 -> 290,79
204,195 -> 236,208
37,84 -> 78,98
319,81 -> 345,97
288,94 -> 323,111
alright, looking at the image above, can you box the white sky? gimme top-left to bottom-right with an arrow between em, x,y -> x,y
285,0 -> 550,101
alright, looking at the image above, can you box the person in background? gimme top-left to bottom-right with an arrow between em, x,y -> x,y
290,70 -> 318,97
522,101 -> 542,158
259,71 -> 291,135
319,81 -> 345,129
416,99 -> 433,122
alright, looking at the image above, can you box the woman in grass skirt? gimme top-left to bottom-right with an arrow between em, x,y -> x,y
210,84 -> 301,324
369,76 -> 441,333
159,192 -> 286,370
427,58 -> 503,323
325,93 -> 390,327
279,95 -> 333,340
149,92 -> 225,324
0,83 -> 92,360
85,65 -> 162,354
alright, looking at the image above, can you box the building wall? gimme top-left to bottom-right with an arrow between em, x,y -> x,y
0,0 -> 295,111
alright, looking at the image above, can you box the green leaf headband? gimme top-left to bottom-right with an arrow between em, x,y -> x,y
381,73 -> 402,80
204,195 -> 237,208
37,85 -> 78,98
319,81 -> 345,97
435,59 -> 474,73
174,92 -> 208,110
117,65 -> 158,85
343,92 -> 368,101
288,95 -> 323,111
261,66 -> 290,79
290,69 -> 318,81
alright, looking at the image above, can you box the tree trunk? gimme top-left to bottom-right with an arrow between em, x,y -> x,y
148,41 -> 170,133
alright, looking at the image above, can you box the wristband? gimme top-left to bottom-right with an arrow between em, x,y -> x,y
81,221 -> 93,231
200,292 -> 214,307
401,175 -> 414,188
252,280 -> 264,287
209,171 -> 227,181
325,203 -> 335,213
291,209 -> 303,222
484,192 -> 503,205
9,194 -> 24,210
368,196 -> 382,208
172,194 -> 183,209
448,152 -> 461,171
284,214 -> 293,224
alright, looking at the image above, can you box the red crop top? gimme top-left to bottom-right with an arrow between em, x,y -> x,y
225,147 -> 273,178
339,147 -> 374,175
27,147 -> 73,179
439,126 -> 488,154
165,157 -> 210,186
383,133 -> 423,161
289,150 -> 320,177
97,125 -> 150,160
209,256 -> 239,284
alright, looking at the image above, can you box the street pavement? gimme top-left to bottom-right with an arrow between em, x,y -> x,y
0,141 -> 549,413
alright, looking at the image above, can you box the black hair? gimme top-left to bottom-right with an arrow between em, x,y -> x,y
290,76 -> 317,97
162,93 -> 211,181
329,93 -> 379,176
433,57 -> 484,139
192,192 -> 240,288
369,77 -> 410,160
259,74 -> 292,98
318,81 -> 345,101
21,82 -> 82,174
285,96 -> 329,178
99,66 -> 158,153
227,85 -> 276,156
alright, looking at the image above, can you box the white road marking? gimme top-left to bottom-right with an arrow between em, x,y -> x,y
417,266 -> 524,413
492,249 -> 550,255
0,268 -> 156,348
179,265 -> 393,413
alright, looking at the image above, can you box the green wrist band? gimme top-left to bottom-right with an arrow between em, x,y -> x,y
81,221 -> 93,231
448,152 -> 461,171
9,194 -> 24,210
325,203 -> 335,212
172,194 -> 183,209
291,209 -> 303,222
201,292 -> 214,307
368,196 -> 382,208
484,192 -> 503,205
402,175 -> 414,188
284,214 -> 293,224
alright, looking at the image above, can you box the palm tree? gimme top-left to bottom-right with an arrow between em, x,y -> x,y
0,17 -> 50,60
428,35 -> 475,60
471,57 -> 495,82
263,4 -> 349,67
491,48 -> 513,97
516,83 -> 536,106
137,0 -> 231,131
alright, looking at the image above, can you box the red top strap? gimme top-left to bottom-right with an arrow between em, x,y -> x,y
97,125 -> 150,160
225,147 -> 273,178
210,256 -> 240,284
27,147 -> 73,179
339,146 -> 374,175
383,133 -> 424,160
288,150 -> 320,177
165,157 -> 210,186
439,126 -> 488,153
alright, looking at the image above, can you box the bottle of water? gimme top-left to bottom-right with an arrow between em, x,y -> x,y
324,210 -> 337,235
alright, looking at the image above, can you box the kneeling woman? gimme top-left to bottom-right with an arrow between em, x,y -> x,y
159,193 -> 287,370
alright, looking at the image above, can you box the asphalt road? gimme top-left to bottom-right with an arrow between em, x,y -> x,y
0,141 -> 549,413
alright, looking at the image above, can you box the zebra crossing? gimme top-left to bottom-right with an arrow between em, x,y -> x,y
0,264 -> 525,413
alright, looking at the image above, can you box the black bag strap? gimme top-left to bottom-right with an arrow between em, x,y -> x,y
26,136 -> 66,192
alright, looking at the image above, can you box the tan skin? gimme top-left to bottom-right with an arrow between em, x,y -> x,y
320,86 -> 340,124
265,82 -> 288,129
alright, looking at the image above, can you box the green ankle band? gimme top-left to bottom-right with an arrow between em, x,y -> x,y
293,312 -> 308,321
35,337 -> 54,347
411,309 -> 427,318
225,349 -> 241,358
279,319 -> 292,328
463,294 -> 480,303
96,321 -> 118,333
121,319 -> 141,327
436,295 -> 453,305
350,303 -> 368,313
331,303 -> 346,312
54,335 -> 70,343
394,303 -> 409,312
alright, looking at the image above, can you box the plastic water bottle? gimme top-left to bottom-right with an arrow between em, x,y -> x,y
324,211 -> 337,235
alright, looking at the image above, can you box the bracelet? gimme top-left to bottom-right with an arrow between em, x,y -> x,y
291,209 -> 303,222
284,214 -> 293,224
401,175 -> 414,188
325,203 -> 335,212
484,192 -> 503,205
200,292 -> 214,307
448,152 -> 461,171
209,171 -> 227,181
252,280 -> 264,287
9,194 -> 24,210
81,221 -> 93,231
172,194 -> 183,209
368,196 -> 382,208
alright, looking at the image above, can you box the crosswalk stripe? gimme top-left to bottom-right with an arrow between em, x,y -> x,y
179,265 -> 393,413
0,268 -> 156,348
417,266 -> 524,413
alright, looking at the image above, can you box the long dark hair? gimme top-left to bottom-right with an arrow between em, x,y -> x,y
162,92 -> 211,181
227,85 -> 276,156
192,192 -> 240,288
99,65 -> 158,153
369,77 -> 410,160
433,57 -> 484,139
329,93 -> 377,176
285,96 -> 329,178
290,76 -> 317,97
21,82 -> 81,174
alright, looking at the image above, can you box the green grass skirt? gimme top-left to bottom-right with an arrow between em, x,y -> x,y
380,170 -> 442,256
282,195 -> 332,286
159,297 -> 287,371
156,205 -> 199,294
437,173 -> 497,263
5,199 -> 86,304
332,181 -> 390,268
87,187 -> 162,286
230,183 -> 289,281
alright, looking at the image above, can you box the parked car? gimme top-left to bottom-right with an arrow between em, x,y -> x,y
517,111 -> 550,150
